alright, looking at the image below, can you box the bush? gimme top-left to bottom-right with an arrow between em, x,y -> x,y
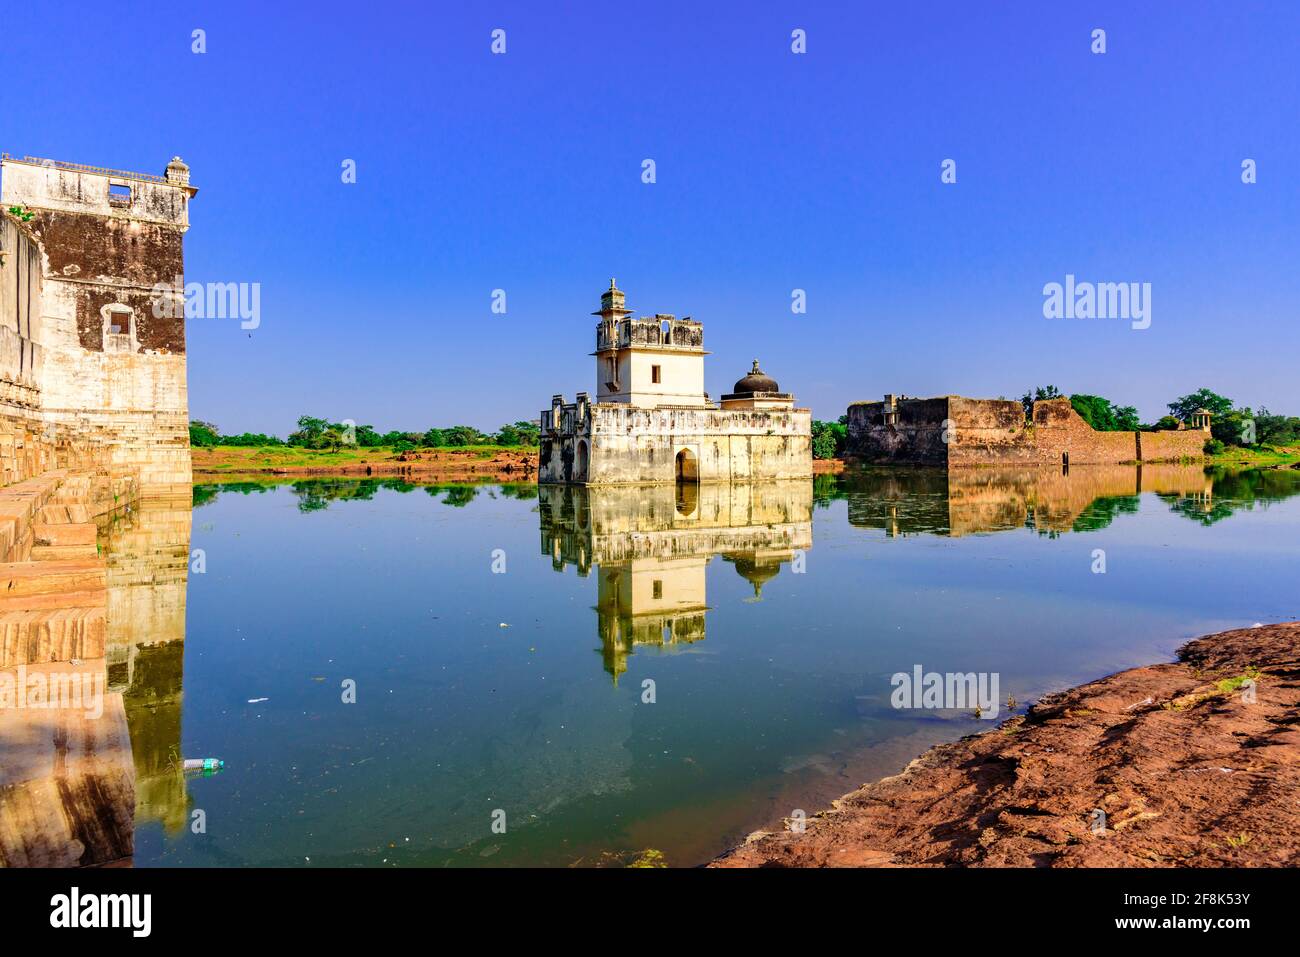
1204,438 -> 1225,455
811,419 -> 847,459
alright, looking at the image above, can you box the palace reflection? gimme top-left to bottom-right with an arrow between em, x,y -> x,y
539,482 -> 814,681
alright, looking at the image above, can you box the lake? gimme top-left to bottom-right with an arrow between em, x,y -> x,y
107,465 -> 1300,866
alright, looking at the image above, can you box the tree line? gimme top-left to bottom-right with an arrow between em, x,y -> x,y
189,416 -> 541,451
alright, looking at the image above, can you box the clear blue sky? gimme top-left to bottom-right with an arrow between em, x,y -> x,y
4,1 -> 1296,433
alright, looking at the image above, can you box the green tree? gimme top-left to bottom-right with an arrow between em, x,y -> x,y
811,419 -> 847,459
1253,408 -> 1300,447
494,421 -> 540,446
320,426 -> 345,452
189,420 -> 220,448
442,425 -> 487,446
1167,389 -> 1234,423
288,415 -> 328,447
1069,394 -> 1140,432
1020,385 -> 1061,418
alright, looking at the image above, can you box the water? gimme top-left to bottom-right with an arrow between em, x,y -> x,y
107,466 -> 1300,866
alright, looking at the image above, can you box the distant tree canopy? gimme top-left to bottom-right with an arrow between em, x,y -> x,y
1167,388 -> 1234,422
189,416 -> 541,450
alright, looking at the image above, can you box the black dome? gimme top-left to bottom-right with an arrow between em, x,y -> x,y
732,359 -> 779,395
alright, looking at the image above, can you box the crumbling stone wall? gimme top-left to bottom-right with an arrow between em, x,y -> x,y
847,394 -> 1203,466
947,397 -> 1041,465
845,397 -> 952,464
1138,429 -> 1205,461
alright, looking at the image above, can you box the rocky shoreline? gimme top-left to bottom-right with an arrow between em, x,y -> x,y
712,622 -> 1300,867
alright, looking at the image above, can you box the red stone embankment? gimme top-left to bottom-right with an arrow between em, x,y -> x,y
712,622 -> 1300,867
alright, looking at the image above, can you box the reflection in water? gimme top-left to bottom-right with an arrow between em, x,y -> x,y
105,500 -> 194,837
831,464 -> 1225,536
539,482 -> 813,681
5,463 -> 1300,867
0,496 -> 191,866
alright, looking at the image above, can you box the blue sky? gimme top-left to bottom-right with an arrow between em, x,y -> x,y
4,1 -> 1297,433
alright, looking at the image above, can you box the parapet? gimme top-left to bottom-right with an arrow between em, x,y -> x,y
0,154 -> 197,229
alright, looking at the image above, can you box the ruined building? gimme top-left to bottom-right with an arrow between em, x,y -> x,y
1,154 -> 195,496
846,395 -> 1207,467
540,281 -> 812,484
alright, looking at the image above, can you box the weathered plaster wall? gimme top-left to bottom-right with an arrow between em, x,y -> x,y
540,402 -> 812,485
0,158 -> 193,497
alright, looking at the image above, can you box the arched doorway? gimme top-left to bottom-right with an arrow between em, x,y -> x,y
674,447 -> 697,482
575,440 -> 589,483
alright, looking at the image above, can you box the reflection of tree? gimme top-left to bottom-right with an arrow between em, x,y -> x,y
1161,468 -> 1300,526
192,479 -> 535,511
1065,495 -> 1140,533
429,485 -> 479,507
192,482 -> 274,508
812,473 -> 840,507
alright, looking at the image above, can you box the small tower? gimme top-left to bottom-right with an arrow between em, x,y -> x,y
591,280 -> 708,408
1189,408 -> 1213,432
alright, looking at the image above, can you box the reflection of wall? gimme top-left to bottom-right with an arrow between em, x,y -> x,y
540,482 -> 813,680
0,660 -> 134,866
844,464 -> 1214,536
103,499 -> 193,834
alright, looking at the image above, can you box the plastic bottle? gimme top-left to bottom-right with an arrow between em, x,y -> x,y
182,758 -> 225,772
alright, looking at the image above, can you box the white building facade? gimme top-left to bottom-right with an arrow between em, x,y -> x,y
539,281 -> 812,485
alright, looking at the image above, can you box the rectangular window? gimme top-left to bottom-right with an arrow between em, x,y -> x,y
108,183 -> 132,207
651,365 -> 662,384
652,580 -> 663,599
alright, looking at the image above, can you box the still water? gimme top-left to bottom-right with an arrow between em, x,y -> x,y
113,465 -> 1300,866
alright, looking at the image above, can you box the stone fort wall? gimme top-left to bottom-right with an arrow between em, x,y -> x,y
0,157 -> 192,496
848,396 -> 1204,466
